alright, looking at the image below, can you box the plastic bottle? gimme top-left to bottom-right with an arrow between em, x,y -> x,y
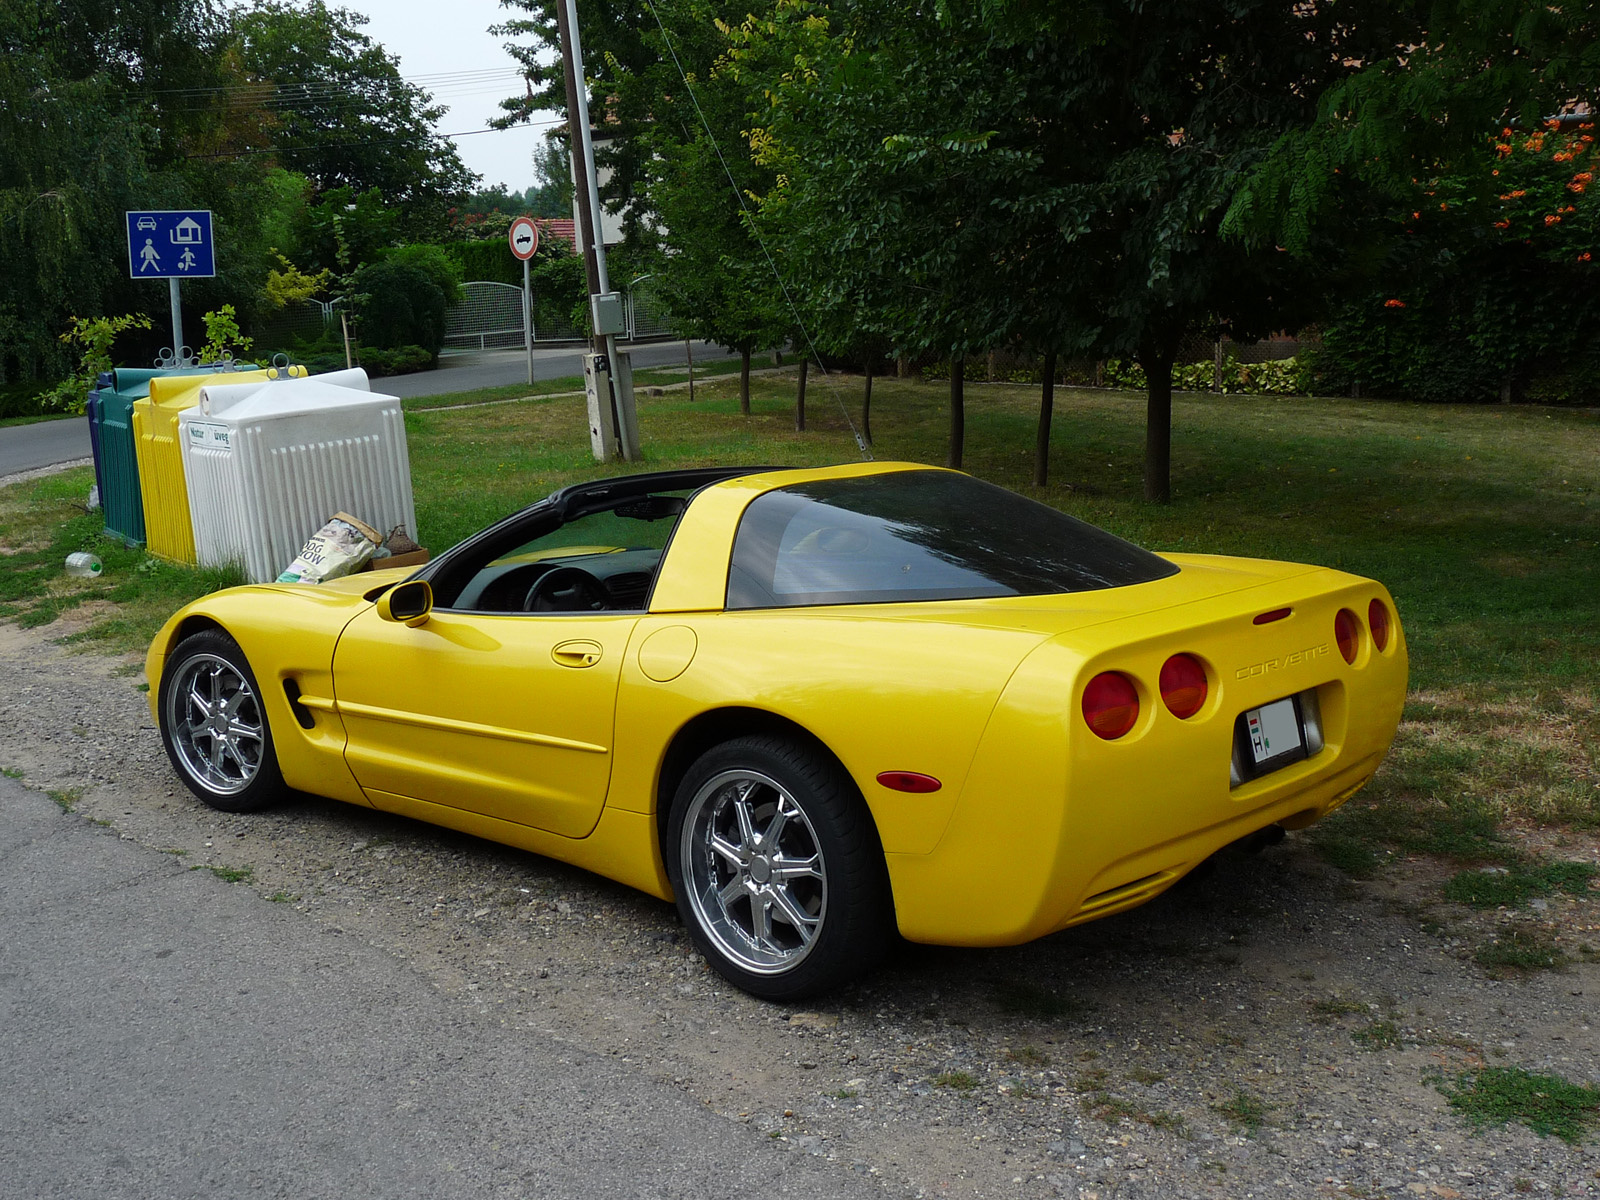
65,552 -> 102,578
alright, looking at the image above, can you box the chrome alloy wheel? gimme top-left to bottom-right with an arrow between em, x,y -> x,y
165,652 -> 266,797
680,768 -> 828,975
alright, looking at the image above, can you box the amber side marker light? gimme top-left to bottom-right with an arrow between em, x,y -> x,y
1368,599 -> 1391,652
1253,607 -> 1292,625
1335,608 -> 1361,664
876,771 -> 941,794
1083,672 -> 1140,740
1159,654 -> 1208,719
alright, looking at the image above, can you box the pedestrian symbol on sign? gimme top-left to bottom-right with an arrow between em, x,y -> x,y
139,239 -> 162,273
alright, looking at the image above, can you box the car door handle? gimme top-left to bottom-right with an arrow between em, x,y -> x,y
551,640 -> 603,668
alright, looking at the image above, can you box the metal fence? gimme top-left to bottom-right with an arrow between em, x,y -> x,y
252,298 -> 337,349
625,281 -> 676,339
441,279 -> 682,349
442,281 -> 592,349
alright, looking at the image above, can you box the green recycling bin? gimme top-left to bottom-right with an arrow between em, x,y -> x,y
93,364 -> 256,547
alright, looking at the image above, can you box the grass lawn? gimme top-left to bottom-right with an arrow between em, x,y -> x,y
3,370 -> 1597,851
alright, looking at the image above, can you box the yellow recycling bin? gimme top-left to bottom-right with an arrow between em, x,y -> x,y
133,366 -> 306,564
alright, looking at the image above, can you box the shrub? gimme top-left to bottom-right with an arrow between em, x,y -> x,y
382,244 -> 464,308
350,260 -> 449,354
359,344 -> 434,377
1104,356 -> 1309,396
44,313 -> 153,414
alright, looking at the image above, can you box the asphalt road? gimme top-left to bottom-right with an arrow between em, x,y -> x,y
0,341 -> 736,479
382,339 -> 736,399
0,776 -> 884,1200
0,418 -> 90,480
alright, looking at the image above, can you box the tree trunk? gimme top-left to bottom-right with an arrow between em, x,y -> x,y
862,360 -> 874,445
739,348 -> 751,415
795,357 -> 808,431
1034,348 -> 1057,488
686,339 -> 695,402
1139,341 -> 1176,504
948,355 -> 965,470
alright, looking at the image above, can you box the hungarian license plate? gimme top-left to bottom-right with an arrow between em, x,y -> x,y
1232,694 -> 1311,783
1246,698 -> 1301,765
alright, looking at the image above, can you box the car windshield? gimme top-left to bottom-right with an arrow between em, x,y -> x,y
726,470 -> 1177,609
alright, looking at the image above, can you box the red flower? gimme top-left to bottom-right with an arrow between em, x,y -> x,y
1384,299 -> 1406,308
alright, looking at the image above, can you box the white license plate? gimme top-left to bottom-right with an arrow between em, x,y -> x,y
1245,698 -> 1302,765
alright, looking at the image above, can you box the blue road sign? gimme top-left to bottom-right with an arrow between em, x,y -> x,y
126,210 -> 215,279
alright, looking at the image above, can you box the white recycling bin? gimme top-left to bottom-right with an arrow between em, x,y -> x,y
179,368 -> 417,584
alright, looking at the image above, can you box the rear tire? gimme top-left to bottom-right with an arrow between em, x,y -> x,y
666,735 -> 892,1000
158,630 -> 286,813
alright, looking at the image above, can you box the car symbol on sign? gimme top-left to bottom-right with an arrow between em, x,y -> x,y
136,216 -> 157,231
515,231 -> 532,247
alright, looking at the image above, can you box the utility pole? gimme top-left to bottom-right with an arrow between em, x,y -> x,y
555,0 -> 640,462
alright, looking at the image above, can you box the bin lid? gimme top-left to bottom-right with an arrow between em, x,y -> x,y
193,370 -> 395,422
146,365 -> 304,411
108,363 -> 262,400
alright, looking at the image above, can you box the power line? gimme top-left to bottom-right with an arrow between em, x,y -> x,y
177,118 -> 561,162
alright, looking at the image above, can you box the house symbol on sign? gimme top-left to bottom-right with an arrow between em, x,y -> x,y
171,217 -> 204,244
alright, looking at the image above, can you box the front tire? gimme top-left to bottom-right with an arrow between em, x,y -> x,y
666,735 -> 891,1000
158,630 -> 286,813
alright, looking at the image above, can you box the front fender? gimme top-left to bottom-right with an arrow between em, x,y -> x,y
146,583 -> 381,806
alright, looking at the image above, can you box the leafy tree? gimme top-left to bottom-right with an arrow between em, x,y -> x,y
745,0 -> 1403,497
616,1 -> 790,411
527,134 -> 574,218
232,0 -> 477,237
1313,118 -> 1600,403
304,185 -> 401,276
493,1 -> 654,219
0,0 -> 279,380
1222,3 -> 1600,405
265,252 -> 331,308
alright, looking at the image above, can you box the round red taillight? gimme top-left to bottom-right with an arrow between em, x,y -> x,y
1083,672 -> 1139,740
1335,608 -> 1361,665
1368,598 -> 1391,652
1159,654 -> 1208,719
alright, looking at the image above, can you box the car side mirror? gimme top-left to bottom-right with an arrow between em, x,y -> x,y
377,579 -> 433,627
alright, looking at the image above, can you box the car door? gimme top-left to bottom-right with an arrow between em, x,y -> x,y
332,605 -> 638,839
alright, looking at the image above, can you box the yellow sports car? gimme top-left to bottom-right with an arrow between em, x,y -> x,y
147,462 -> 1407,998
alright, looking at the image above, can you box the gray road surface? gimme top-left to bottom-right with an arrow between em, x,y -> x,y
383,340 -> 736,399
0,342 -> 736,479
0,776 -> 883,1200
0,418 -> 89,480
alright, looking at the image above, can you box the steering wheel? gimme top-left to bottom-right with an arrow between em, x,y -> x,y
523,566 -> 610,613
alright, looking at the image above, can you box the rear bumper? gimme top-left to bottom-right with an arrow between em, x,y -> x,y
885,572 -> 1407,947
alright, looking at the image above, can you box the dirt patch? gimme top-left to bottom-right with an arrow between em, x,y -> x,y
2,620 -> 1597,1199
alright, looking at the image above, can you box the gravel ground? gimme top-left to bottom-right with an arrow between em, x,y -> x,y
2,620 -> 1597,1200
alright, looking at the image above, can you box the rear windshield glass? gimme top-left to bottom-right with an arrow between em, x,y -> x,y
726,470 -> 1177,609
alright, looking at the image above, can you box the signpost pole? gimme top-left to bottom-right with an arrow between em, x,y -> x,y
522,256 -> 534,386
168,277 -> 185,365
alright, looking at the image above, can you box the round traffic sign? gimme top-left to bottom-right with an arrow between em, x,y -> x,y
508,216 -> 540,261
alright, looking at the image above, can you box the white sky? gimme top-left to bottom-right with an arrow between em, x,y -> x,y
336,0 -> 558,191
